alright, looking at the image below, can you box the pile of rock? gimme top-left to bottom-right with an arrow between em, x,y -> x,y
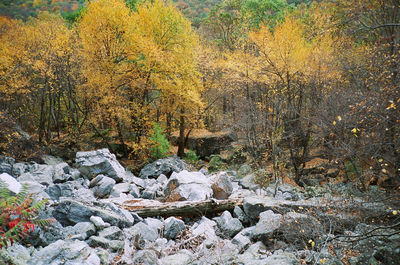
0,149 -> 398,265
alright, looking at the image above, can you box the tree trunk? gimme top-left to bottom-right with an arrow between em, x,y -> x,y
118,198 -> 243,218
177,107 -> 185,158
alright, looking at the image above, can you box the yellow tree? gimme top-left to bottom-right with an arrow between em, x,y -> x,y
132,0 -> 203,157
78,0 -> 137,156
0,13 -> 79,143
79,0 -> 203,159
248,17 -> 339,183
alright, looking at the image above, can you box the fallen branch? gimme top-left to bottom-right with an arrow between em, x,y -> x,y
118,198 -> 243,218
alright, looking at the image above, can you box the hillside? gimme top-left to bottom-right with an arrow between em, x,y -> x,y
0,0 -> 84,19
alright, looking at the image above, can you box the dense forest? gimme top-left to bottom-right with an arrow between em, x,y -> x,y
0,0 -> 399,190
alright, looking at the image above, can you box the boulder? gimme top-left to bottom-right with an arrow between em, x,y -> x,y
90,216 -> 106,230
99,226 -> 123,240
263,250 -> 298,265
145,218 -> 164,234
172,129 -> 236,158
130,183 -> 140,198
210,172 -> 233,199
87,236 -> 124,252
125,222 -> 159,248
28,240 -> 100,265
278,212 -> 323,247
139,156 -> 188,179
0,172 -> 21,194
251,210 -> 282,243
192,217 -> 218,244
63,222 -> 96,241
132,249 -> 160,265
110,182 -> 131,197
76,149 -> 125,182
164,217 -> 185,239
164,170 -> 212,201
53,199 -> 134,228
90,175 -> 116,198
0,243 -> 32,265
18,163 -> 54,186
160,249 -> 193,265
213,211 -> 243,237
239,174 -> 260,190
46,183 -> 74,201
52,162 -> 80,183
0,156 -> 14,175
232,233 -> 251,253
233,206 -> 249,226
237,164 -> 252,178
236,241 -> 270,265
141,183 -> 163,199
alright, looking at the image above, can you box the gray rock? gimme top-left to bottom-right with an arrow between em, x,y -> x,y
238,164 -> 252,178
210,172 -> 233,199
46,183 -> 74,201
90,175 -> 116,198
12,162 -> 28,177
130,176 -> 147,189
41,155 -> 64,165
53,198 -> 134,228
213,211 -> 243,237
232,233 -> 251,253
52,162 -> 79,183
279,212 -> 323,246
63,222 -> 96,241
125,222 -> 159,247
251,210 -> 282,243
160,249 -> 193,265
98,226 -> 123,240
233,206 -> 249,225
243,196 -> 277,223
263,250 -> 298,264
110,182 -> 131,197
141,183 -> 162,199
87,236 -> 124,252
20,163 -> 58,186
192,217 -> 218,241
28,220 -> 65,247
0,172 -> 21,194
132,249 -> 160,265
0,156 -> 14,175
28,240 -> 100,265
239,174 -> 260,190
76,149 -> 125,182
90,216 -> 106,230
237,241 -> 269,265
157,174 -> 168,186
95,248 -> 112,265
0,243 -> 32,265
72,187 -> 96,201
130,183 -> 140,198
164,170 -> 212,201
139,155 -> 188,179
145,218 -> 164,234
164,217 -> 185,239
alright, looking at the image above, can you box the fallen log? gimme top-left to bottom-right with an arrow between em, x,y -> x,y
116,198 -> 243,218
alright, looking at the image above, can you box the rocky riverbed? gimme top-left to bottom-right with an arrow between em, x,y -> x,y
0,149 -> 399,265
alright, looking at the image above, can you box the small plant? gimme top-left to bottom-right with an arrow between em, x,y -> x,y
208,155 -> 225,172
149,123 -> 170,160
185,149 -> 200,164
0,183 -> 54,249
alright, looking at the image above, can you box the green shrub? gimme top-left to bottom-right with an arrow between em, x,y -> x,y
0,183 -> 54,249
185,149 -> 200,164
149,123 -> 170,160
208,154 -> 224,172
